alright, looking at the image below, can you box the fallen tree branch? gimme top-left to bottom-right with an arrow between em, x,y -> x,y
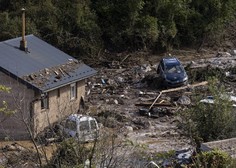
135,102 -> 173,107
119,54 -> 130,65
148,81 -> 208,112
148,92 -> 162,111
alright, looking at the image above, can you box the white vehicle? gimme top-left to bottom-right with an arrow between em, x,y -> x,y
63,114 -> 99,142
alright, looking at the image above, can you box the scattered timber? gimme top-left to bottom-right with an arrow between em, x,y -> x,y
148,81 -> 208,111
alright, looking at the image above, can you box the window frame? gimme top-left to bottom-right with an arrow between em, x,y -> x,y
70,83 -> 77,100
41,93 -> 49,110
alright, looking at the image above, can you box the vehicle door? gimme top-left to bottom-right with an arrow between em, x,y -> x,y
159,60 -> 165,79
64,119 -> 77,138
89,119 -> 99,139
79,119 -> 91,141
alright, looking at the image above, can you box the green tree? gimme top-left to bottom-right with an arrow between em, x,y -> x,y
0,0 -> 236,56
92,0 -> 160,51
180,78 -> 235,142
0,85 -> 15,121
183,0 -> 236,49
50,0 -> 103,60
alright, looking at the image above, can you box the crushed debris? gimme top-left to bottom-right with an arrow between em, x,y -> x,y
84,50 -> 236,154
2,50 -> 236,167
22,59 -> 82,89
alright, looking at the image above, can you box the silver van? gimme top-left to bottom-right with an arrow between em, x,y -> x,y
63,114 -> 99,142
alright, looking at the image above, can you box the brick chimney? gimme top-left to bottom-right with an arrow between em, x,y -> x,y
20,8 -> 28,52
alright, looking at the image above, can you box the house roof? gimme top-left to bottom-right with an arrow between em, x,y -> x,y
0,35 -> 97,92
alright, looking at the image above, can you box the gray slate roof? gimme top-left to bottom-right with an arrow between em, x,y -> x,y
0,35 -> 96,92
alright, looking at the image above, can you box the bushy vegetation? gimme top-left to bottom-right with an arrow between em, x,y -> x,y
0,0 -> 235,61
193,150 -> 235,168
179,78 -> 236,142
48,138 -> 91,167
0,85 -> 15,117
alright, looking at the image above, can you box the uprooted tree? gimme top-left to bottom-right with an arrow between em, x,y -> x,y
179,77 -> 236,143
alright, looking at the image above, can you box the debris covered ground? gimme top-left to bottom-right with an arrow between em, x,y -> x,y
1,50 -> 236,167
84,50 -> 236,154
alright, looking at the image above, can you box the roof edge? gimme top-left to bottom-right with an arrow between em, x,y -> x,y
0,67 -> 41,92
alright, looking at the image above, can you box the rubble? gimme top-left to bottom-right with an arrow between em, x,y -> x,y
0,142 -> 40,167
84,50 -> 236,155
184,53 -> 236,69
2,142 -> 27,152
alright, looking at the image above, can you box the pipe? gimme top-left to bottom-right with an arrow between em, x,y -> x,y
20,8 -> 27,51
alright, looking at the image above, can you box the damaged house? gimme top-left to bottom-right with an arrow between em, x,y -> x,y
0,10 -> 96,140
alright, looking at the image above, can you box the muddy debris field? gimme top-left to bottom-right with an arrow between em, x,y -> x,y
85,51 -> 236,153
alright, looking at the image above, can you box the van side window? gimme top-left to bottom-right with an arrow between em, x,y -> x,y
80,121 -> 89,131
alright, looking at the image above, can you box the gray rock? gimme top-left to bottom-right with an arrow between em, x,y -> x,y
177,95 -> 191,105
125,126 -> 133,132
114,99 -> 119,104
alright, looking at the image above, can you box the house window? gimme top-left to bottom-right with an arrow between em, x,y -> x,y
70,83 -> 77,100
41,93 -> 49,110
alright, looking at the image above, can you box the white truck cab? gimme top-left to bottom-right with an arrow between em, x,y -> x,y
63,114 -> 99,142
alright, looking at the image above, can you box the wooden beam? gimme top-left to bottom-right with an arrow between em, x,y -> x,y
147,81 -> 208,111
162,81 -> 208,93
148,92 -> 162,111
135,102 -> 173,107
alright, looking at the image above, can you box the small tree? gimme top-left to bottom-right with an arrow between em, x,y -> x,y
0,85 -> 15,121
193,150 -> 234,168
180,78 -> 236,142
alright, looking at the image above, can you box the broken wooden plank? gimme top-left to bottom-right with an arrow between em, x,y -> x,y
59,68 -> 66,76
147,81 -> 208,111
120,54 -> 131,65
148,92 -> 162,111
135,102 -> 173,107
139,97 -> 156,102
